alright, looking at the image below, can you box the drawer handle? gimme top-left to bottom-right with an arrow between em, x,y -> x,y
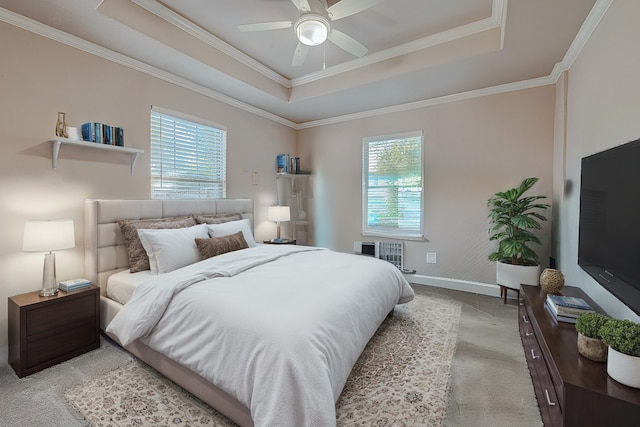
522,315 -> 529,323
525,330 -> 533,337
531,349 -> 541,359
544,389 -> 557,406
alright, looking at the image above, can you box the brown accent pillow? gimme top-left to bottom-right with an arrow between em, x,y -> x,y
194,213 -> 243,224
195,231 -> 249,260
118,216 -> 197,273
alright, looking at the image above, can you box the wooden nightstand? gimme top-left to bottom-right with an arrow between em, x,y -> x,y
8,285 -> 100,378
263,239 -> 296,245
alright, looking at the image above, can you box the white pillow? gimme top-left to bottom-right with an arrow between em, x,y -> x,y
137,223 -> 210,274
206,218 -> 256,247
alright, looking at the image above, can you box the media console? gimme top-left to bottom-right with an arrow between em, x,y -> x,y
519,284 -> 640,426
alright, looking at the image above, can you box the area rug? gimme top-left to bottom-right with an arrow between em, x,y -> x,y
65,293 -> 461,426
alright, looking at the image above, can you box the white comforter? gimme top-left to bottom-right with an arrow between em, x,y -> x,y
107,245 -> 414,427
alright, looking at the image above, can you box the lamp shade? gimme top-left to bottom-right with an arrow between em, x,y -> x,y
23,219 -> 75,252
268,206 -> 290,222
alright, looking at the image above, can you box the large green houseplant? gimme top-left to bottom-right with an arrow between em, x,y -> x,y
487,177 -> 549,292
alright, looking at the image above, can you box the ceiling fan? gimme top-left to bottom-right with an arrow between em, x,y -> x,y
238,0 -> 385,66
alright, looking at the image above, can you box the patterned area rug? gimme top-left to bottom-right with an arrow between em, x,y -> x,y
65,293 -> 461,426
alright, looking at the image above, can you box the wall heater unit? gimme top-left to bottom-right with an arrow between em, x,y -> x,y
354,241 -> 403,270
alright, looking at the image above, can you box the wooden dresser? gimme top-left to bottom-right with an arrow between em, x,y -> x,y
519,284 -> 640,426
8,286 -> 100,377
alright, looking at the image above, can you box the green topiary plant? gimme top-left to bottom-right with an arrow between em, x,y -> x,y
599,319 -> 640,357
575,312 -> 610,339
487,177 -> 549,266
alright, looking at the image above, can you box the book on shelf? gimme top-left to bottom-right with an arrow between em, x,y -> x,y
547,294 -> 594,311
545,294 -> 595,317
59,278 -> 92,292
544,301 -> 578,323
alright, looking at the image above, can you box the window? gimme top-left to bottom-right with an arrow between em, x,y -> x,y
150,107 -> 226,199
362,131 -> 423,239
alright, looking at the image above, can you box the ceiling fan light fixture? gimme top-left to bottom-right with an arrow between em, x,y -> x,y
295,14 -> 330,46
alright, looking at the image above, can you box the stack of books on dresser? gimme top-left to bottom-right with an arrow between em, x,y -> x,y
545,294 -> 595,323
59,278 -> 92,292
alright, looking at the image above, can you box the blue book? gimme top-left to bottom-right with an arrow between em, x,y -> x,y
547,295 -> 593,311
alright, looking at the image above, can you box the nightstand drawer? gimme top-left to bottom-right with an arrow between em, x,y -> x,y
27,322 -> 97,367
26,292 -> 95,337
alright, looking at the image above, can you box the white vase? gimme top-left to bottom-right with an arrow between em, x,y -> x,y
607,346 -> 640,388
496,261 -> 541,290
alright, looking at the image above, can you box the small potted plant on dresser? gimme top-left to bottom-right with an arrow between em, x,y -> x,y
575,312 -> 610,362
599,318 -> 640,388
487,177 -> 550,293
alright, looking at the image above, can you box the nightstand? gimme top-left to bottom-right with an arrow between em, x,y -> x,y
8,285 -> 100,378
263,239 -> 296,245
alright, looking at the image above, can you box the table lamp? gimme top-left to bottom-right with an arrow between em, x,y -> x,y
268,206 -> 290,242
23,219 -> 75,296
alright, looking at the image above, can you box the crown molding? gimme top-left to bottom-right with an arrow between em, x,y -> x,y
548,0 -> 613,82
0,7 -> 296,129
0,0 -> 614,131
130,0 -> 291,88
296,75 -> 556,129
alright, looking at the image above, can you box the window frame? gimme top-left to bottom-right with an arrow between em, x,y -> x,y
362,130 -> 424,240
150,106 -> 227,200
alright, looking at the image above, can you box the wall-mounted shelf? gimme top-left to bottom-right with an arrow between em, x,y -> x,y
50,138 -> 144,175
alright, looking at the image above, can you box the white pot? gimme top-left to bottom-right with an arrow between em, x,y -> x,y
496,261 -> 541,290
607,346 -> 640,388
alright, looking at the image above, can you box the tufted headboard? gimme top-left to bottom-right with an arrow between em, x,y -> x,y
84,198 -> 254,296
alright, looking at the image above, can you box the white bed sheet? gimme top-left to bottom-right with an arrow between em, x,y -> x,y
107,245 -> 414,427
106,269 -> 154,305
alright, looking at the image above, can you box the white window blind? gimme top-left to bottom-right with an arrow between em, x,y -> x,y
150,108 -> 226,199
362,131 -> 424,239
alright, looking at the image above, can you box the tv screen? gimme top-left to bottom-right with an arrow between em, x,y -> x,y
578,137 -> 640,316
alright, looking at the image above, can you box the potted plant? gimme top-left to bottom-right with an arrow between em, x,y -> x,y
599,318 -> 640,388
575,312 -> 609,362
487,177 -> 549,291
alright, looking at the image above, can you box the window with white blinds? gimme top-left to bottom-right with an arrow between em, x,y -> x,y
150,108 -> 226,199
362,131 -> 424,239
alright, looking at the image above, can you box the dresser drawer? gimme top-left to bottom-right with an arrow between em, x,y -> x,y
26,293 -> 96,337
520,305 -> 563,426
26,322 -> 98,368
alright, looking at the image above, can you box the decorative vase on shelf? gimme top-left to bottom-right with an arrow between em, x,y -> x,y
55,112 -> 67,138
607,347 -> 640,388
577,333 -> 608,362
540,268 -> 564,294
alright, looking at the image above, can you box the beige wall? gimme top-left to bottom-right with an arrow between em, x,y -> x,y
298,87 -> 555,290
557,0 -> 640,321
0,22 -> 296,357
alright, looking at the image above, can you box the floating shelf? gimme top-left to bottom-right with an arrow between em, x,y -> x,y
50,138 -> 144,175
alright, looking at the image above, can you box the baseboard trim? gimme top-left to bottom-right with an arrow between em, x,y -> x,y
406,274 -> 509,299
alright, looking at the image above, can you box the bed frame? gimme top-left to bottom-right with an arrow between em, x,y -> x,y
84,198 -> 255,427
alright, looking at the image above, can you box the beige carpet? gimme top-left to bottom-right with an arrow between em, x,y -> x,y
65,293 -> 462,426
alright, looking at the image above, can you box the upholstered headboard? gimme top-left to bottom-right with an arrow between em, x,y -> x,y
84,199 -> 254,295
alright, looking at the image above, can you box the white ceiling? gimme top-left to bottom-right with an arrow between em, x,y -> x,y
0,0 -> 600,127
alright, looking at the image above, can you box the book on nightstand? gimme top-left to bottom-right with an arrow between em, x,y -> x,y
59,278 -> 92,292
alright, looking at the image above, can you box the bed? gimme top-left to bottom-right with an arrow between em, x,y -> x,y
84,198 -> 414,427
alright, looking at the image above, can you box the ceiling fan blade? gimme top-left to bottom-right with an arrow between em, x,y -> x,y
328,29 -> 368,57
327,0 -> 385,21
292,42 -> 310,66
238,21 -> 293,32
291,0 -> 311,13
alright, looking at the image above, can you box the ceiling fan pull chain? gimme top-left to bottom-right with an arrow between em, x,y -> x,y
323,43 -> 326,70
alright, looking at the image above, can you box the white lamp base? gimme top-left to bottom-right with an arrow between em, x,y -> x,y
40,252 -> 58,297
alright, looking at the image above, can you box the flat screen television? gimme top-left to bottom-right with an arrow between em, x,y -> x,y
578,137 -> 640,316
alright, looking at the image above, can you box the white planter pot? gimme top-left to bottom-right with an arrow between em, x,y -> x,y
607,347 -> 640,388
496,261 -> 541,290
